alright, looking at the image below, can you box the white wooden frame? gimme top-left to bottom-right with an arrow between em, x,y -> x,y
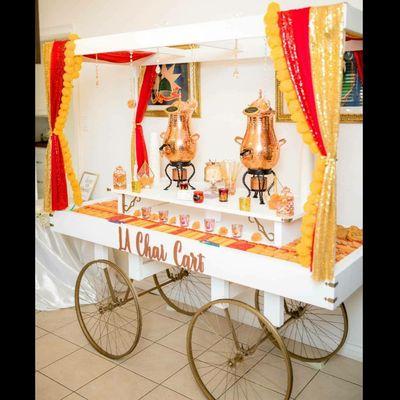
74,4 -> 362,64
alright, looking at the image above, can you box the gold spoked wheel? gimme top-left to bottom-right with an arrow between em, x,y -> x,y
75,259 -> 142,359
153,267 -> 211,316
187,299 -> 293,400
254,290 -> 348,363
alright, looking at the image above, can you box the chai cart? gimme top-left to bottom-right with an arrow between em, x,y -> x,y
50,187 -> 362,400
50,6 -> 363,399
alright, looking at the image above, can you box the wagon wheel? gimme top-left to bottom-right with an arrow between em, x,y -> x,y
187,299 -> 293,400
254,290 -> 348,363
75,259 -> 142,359
153,267 -> 211,316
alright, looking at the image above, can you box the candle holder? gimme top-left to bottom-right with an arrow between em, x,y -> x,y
204,218 -> 215,232
193,191 -> 204,203
164,161 -> 196,190
242,169 -> 276,205
231,224 -> 243,238
218,188 -> 229,202
141,207 -> 152,219
239,197 -> 251,211
158,210 -> 169,223
179,214 -> 190,227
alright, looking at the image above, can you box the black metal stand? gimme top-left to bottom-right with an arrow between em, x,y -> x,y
164,161 -> 196,190
242,169 -> 276,205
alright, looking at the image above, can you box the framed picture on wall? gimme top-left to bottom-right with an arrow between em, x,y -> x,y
275,50 -> 363,123
79,172 -> 98,202
141,61 -> 201,118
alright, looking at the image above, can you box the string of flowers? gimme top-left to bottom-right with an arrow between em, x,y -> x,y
264,3 -> 325,268
53,33 -> 84,205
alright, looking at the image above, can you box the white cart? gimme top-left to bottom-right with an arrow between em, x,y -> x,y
51,186 -> 362,400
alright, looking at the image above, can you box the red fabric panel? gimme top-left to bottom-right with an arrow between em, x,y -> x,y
51,135 -> 68,210
278,8 -> 326,156
49,40 -> 68,210
353,50 -> 363,86
84,51 -> 153,63
135,65 -> 157,172
50,40 -> 68,129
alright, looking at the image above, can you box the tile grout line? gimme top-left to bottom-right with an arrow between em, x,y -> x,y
294,370 -> 320,399
37,371 -> 78,397
37,346 -> 82,372
72,363 -> 120,394
318,370 -> 363,387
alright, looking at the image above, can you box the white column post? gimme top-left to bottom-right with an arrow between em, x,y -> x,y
262,292 -> 285,327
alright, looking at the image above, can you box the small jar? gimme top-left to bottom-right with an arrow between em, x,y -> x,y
179,182 -> 189,190
218,188 -> 229,202
276,187 -> 294,219
193,191 -> 204,203
113,166 -> 127,190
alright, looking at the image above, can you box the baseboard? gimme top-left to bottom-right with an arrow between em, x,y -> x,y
338,341 -> 363,362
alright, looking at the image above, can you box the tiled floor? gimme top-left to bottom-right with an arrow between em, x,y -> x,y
36,294 -> 362,400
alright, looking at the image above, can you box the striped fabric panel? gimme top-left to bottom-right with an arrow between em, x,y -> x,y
227,241 -> 256,251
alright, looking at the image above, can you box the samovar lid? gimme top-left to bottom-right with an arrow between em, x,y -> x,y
243,90 -> 274,116
165,97 -> 198,115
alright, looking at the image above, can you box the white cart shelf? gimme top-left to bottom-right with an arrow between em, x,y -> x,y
111,183 -> 303,223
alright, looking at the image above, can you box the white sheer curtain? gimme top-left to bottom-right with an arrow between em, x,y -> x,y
35,213 -> 95,311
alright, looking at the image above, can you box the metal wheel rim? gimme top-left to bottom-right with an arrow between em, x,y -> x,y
75,259 -> 142,359
153,267 -> 211,316
254,290 -> 348,363
186,298 -> 293,400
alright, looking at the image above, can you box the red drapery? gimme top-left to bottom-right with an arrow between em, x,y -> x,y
46,43 -> 155,209
353,51 -> 363,85
49,40 -> 68,210
84,51 -> 153,63
278,8 -> 326,156
135,65 -> 157,172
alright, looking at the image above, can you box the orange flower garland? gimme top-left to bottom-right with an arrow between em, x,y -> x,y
53,33 -> 83,206
264,3 -> 325,267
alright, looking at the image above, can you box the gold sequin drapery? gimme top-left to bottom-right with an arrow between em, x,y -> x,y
309,5 -> 345,281
43,41 -> 53,213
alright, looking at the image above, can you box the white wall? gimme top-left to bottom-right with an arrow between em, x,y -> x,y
38,0 -> 363,360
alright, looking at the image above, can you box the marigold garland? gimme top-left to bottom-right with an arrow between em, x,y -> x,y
53,33 -> 84,206
264,3 -> 324,268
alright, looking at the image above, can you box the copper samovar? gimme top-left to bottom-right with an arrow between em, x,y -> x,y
234,90 -> 286,204
159,99 -> 199,190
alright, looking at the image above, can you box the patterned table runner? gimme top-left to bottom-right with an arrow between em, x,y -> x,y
74,200 -> 362,264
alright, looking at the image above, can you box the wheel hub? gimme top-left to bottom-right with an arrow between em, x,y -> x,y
168,269 -> 190,281
289,305 -> 307,319
227,352 -> 245,368
98,298 -> 124,314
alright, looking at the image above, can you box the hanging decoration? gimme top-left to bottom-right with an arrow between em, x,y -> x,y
135,65 -> 158,173
265,2 -> 345,281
